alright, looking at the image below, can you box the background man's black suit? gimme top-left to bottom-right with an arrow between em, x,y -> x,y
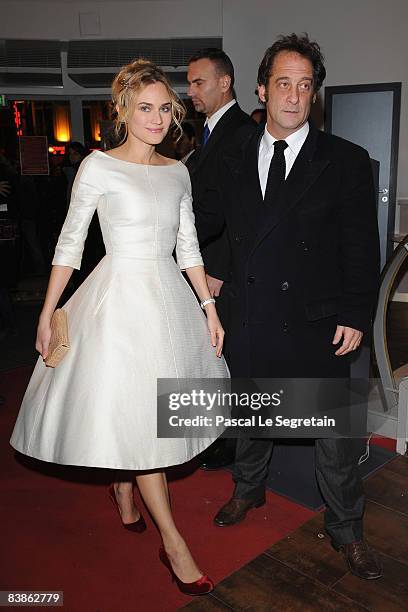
196,121 -> 380,544
186,103 -> 255,332
186,103 -> 255,469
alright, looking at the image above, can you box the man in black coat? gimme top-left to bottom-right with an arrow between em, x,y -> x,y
186,48 -> 256,469
196,34 -> 382,580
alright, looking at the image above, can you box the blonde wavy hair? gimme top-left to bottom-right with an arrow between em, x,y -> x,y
111,58 -> 186,145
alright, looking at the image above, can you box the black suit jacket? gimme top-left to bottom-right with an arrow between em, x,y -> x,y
196,122 -> 380,377
186,103 -> 255,280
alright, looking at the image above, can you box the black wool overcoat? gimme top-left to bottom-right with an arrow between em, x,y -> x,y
196,122 -> 380,378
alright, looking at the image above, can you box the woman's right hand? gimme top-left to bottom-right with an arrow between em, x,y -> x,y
206,310 -> 225,358
36,316 -> 52,360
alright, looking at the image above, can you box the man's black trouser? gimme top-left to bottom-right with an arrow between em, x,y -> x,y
233,436 -> 365,545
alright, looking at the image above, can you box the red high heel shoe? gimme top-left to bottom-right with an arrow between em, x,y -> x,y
159,546 -> 214,596
108,484 -> 146,533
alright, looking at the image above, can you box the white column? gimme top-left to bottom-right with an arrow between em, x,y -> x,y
69,97 -> 84,144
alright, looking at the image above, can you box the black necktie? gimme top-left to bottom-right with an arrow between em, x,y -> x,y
264,140 -> 288,205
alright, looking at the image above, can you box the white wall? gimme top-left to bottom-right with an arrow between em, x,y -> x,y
0,0 -> 407,197
222,0 -> 408,199
0,0 -> 222,39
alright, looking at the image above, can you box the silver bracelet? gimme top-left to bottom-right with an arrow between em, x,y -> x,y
200,298 -> 216,309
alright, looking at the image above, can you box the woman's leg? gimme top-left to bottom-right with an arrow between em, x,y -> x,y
112,469 -> 170,524
113,478 -> 141,524
135,471 -> 202,583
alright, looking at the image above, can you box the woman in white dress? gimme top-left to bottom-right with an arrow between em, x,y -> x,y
10,59 -> 229,596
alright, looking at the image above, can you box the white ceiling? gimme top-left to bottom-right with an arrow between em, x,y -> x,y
0,0 -> 167,3
0,0 -> 167,2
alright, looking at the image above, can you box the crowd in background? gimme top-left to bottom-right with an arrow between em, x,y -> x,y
0,106 -> 267,339
0,143 -> 83,336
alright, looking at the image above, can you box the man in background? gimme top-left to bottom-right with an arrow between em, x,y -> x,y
174,122 -> 196,163
64,142 -> 104,288
64,142 -> 87,207
250,107 -> 267,124
186,48 -> 256,470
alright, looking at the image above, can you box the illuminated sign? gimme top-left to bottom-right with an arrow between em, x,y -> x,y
48,145 -> 66,155
13,101 -> 23,136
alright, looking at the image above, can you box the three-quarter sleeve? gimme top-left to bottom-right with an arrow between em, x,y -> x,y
52,155 -> 103,270
176,175 -> 204,271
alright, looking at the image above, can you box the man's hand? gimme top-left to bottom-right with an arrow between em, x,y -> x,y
206,274 -> 224,297
0,180 -> 11,197
332,325 -> 363,356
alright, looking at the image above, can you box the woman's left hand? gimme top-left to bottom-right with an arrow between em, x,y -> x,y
207,313 -> 224,358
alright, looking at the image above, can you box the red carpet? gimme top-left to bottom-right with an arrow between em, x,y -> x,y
371,435 -> 397,452
1,367 -> 314,611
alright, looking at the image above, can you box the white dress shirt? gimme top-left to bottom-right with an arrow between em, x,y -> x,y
205,99 -> 237,134
258,122 -> 309,197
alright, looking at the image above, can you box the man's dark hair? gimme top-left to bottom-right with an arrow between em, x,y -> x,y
257,33 -> 326,92
67,141 -> 86,157
188,48 -> 235,89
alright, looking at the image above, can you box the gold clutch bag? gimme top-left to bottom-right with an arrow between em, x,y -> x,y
45,308 -> 70,368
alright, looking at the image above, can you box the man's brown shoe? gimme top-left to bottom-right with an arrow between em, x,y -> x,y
214,496 -> 265,526
333,540 -> 382,580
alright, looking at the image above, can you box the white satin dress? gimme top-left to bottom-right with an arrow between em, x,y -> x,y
10,151 -> 228,470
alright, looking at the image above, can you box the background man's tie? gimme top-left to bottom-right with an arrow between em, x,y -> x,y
202,124 -> 210,147
264,139 -> 288,205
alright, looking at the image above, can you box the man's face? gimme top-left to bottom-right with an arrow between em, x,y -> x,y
257,51 -> 316,139
68,149 -> 82,164
187,58 -> 230,117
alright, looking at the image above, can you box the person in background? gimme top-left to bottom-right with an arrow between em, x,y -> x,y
0,153 -> 18,337
174,122 -> 197,163
64,142 -> 104,288
186,47 -> 256,470
0,154 -> 14,212
64,142 -> 87,206
0,179 -> 11,199
250,107 -> 267,124
11,156 -> 46,276
36,155 -> 68,266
